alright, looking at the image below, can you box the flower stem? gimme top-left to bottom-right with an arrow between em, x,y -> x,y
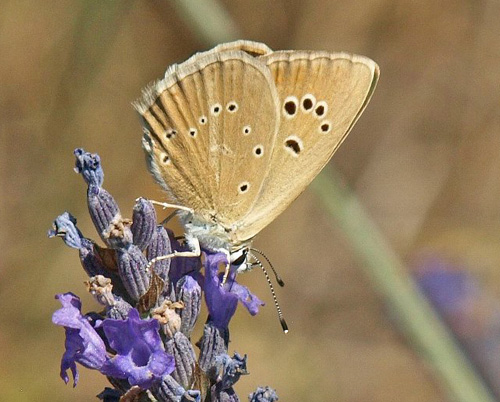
311,168 -> 495,402
169,0 -> 240,45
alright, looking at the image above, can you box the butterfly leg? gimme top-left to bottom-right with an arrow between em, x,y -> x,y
145,236 -> 201,271
220,249 -> 232,286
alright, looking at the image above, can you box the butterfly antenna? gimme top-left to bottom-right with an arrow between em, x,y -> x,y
250,248 -> 285,287
250,254 -> 289,333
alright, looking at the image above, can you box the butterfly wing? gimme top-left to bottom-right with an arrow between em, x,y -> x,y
135,43 -> 280,232
234,51 -> 379,242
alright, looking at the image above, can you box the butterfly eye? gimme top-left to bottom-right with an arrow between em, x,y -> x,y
238,182 -> 250,194
284,135 -> 303,157
319,121 -> 332,133
314,101 -> 328,118
301,94 -> 316,113
242,125 -> 252,135
283,96 -> 298,118
211,104 -> 222,116
232,250 -> 248,266
189,128 -> 198,137
226,101 -> 239,113
253,145 -> 264,158
199,116 -> 207,125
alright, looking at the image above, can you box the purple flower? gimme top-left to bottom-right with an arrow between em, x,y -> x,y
203,252 -> 264,329
52,293 -> 108,386
217,352 -> 248,390
415,257 -> 479,315
47,212 -> 83,249
100,309 -> 175,389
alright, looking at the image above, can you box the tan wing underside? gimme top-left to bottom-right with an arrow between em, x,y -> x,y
137,49 -> 280,226
234,51 -> 379,242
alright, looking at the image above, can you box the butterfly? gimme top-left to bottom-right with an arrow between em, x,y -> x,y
134,40 -> 378,270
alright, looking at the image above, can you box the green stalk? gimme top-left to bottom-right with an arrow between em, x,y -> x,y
312,169 -> 495,402
169,0 -> 241,45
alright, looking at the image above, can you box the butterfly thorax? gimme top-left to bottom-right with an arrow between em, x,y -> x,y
178,210 -> 251,253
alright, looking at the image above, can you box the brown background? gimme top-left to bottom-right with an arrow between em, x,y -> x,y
2,1 -> 500,401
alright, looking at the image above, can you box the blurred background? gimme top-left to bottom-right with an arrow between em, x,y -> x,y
2,0 -> 500,401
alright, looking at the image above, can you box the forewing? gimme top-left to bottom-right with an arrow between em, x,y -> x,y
235,51 -> 379,241
135,46 -> 279,227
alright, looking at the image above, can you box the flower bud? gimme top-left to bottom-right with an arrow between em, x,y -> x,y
116,245 -> 151,301
74,149 -> 133,248
131,198 -> 157,250
151,375 -> 185,402
165,332 -> 196,389
105,297 -> 133,320
74,148 -> 103,187
210,386 -> 239,402
176,275 -> 201,337
147,225 -> 173,283
197,322 -> 229,381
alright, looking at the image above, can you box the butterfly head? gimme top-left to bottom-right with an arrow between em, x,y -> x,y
230,247 -> 253,273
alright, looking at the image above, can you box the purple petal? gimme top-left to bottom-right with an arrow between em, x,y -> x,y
225,280 -> 265,316
52,293 -> 107,386
203,253 -> 238,329
203,252 -> 264,328
101,309 -> 175,389
168,234 -> 202,284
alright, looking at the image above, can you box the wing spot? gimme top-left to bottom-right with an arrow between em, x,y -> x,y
253,145 -> 264,158
211,104 -> 222,116
283,96 -> 298,118
243,125 -> 252,135
319,121 -> 332,133
165,129 -> 177,139
189,128 -> 198,137
160,152 -> 171,165
301,94 -> 316,112
199,116 -> 207,125
238,182 -> 250,194
284,135 -> 303,157
227,101 -> 239,113
314,101 -> 328,118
